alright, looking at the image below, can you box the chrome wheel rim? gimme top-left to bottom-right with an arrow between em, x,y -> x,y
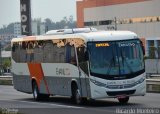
76,89 -> 81,104
33,87 -> 37,98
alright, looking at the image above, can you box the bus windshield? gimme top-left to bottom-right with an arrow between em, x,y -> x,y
87,39 -> 145,79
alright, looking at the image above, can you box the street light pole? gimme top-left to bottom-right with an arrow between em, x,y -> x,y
0,40 -> 2,75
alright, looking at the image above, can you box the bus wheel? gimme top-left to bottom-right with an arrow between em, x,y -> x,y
72,86 -> 82,105
32,81 -> 42,101
118,96 -> 129,104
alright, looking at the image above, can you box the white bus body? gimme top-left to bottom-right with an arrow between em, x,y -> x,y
11,28 -> 146,104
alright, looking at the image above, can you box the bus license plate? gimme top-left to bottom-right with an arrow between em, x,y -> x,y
116,95 -> 127,99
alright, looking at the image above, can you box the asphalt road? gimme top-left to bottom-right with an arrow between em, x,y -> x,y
0,85 -> 160,114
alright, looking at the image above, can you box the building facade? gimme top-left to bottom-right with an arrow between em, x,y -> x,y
14,22 -> 22,37
76,0 -> 160,57
32,20 -> 46,35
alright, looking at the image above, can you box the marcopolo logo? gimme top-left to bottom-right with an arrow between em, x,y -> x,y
119,42 -> 135,47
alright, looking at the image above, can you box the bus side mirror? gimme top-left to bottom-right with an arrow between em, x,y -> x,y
140,41 -> 145,55
142,46 -> 145,55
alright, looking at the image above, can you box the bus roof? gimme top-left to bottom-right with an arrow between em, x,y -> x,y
11,30 -> 138,43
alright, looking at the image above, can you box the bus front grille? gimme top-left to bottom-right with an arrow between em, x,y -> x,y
106,90 -> 136,96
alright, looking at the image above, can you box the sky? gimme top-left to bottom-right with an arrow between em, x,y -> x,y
0,0 -> 77,28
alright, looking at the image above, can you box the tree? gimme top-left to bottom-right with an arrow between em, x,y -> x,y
63,16 -> 68,23
0,23 -> 14,34
68,15 -> 76,28
44,18 -> 53,31
7,23 -> 14,33
2,58 -> 11,72
69,15 -> 74,23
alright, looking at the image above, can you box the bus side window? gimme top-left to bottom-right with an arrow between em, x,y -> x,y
65,44 -> 77,65
19,41 -> 27,62
26,41 -> 35,62
12,44 -> 16,52
34,41 -> 44,63
52,40 -> 65,63
70,46 -> 77,65
43,40 -> 54,63
77,47 -> 89,75
12,42 -> 20,62
84,51 -> 89,61
77,47 -> 86,62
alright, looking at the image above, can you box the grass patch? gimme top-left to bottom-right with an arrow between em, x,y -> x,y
147,84 -> 160,93
0,80 -> 12,85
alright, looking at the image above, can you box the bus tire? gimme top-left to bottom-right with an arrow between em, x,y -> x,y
32,81 -> 42,101
118,96 -> 129,104
72,85 -> 82,105
42,94 -> 50,99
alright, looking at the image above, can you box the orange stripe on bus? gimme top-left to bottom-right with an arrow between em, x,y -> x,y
27,63 -> 50,94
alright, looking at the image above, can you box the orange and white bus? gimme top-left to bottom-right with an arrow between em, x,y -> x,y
11,28 -> 146,104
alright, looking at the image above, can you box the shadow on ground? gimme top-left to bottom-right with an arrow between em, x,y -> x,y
17,96 -> 142,108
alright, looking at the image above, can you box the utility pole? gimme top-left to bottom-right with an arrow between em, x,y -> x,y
115,17 -> 117,30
